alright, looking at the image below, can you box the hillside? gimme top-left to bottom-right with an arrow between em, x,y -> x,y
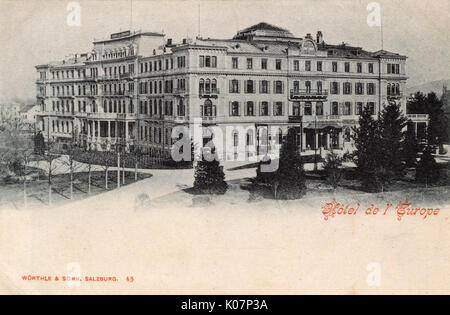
406,79 -> 450,97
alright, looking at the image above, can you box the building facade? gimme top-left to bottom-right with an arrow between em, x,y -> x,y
35,23 -> 411,159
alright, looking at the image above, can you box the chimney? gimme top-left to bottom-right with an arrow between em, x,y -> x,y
306,33 -> 312,40
167,38 -> 172,46
316,31 -> 323,44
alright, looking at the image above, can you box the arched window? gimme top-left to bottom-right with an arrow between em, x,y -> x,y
212,79 -> 217,92
233,130 -> 239,147
205,79 -> 211,92
387,83 -> 391,95
199,79 -> 204,93
203,99 -> 214,117
247,129 -> 254,146
396,83 -> 400,95
277,128 -> 283,145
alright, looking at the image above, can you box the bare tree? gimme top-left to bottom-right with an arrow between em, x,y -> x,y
59,127 -> 84,200
41,138 -> 60,206
0,117 -> 35,207
98,149 -> 115,190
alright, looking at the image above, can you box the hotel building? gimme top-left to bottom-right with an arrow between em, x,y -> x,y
36,22 -> 414,159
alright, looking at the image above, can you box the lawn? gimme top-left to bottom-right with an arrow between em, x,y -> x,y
148,163 -> 450,212
0,167 -> 152,209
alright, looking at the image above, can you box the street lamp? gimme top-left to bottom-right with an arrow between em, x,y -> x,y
314,116 -> 318,171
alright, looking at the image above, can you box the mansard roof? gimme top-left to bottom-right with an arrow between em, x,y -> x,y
233,22 -> 295,40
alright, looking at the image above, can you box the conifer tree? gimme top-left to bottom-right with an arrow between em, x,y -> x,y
352,105 -> 381,190
193,149 -> 227,194
272,128 -> 306,199
416,146 -> 440,187
378,101 -> 407,176
401,120 -> 420,168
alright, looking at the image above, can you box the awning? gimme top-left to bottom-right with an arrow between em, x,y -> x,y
303,121 -> 343,129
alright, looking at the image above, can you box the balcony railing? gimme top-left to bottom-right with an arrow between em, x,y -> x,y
199,88 -> 220,98
290,89 -> 328,99
407,114 -> 429,122
103,90 -> 126,96
119,72 -> 132,79
387,93 -> 404,99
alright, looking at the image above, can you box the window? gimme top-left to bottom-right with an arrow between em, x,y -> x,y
355,102 -> 363,115
357,63 -> 362,73
203,99 -> 215,117
199,79 -> 204,93
305,81 -> 311,93
245,80 -> 255,93
261,59 -> 267,70
292,102 -> 301,116
230,80 -> 240,93
304,102 -> 312,115
305,60 -> 311,71
260,80 -> 269,94
331,82 -> 339,94
247,58 -> 253,69
367,102 -> 375,115
294,60 -> 300,71
344,102 -> 352,115
274,81 -> 283,94
246,101 -> 255,116
260,102 -> 269,116
316,102 -> 323,115
332,62 -> 338,72
200,55 -> 217,68
343,82 -> 352,94
317,61 -> 322,72
247,130 -> 254,146
317,81 -> 323,94
230,101 -> 240,116
331,102 -> 339,115
273,102 -> 283,116
232,57 -> 239,69
367,83 -> 375,95
356,83 -> 364,95
345,62 -> 350,72
276,59 -> 282,70
233,131 -> 239,147
368,63 -> 374,73
293,81 -> 300,93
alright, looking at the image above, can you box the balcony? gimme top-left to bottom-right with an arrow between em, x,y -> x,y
116,113 -> 136,120
173,116 -> 188,124
102,90 -> 126,97
407,114 -> 429,122
173,88 -> 187,95
55,111 -> 74,117
387,93 -> 404,100
288,115 -> 302,123
199,88 -> 220,99
290,89 -> 328,100
119,72 -> 133,80
98,74 -> 120,81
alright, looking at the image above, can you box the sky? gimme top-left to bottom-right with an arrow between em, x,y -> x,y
0,0 -> 448,104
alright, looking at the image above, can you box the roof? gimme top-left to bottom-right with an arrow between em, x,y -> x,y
238,22 -> 291,34
19,104 -> 37,113
234,22 -> 294,40
371,49 -> 406,58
